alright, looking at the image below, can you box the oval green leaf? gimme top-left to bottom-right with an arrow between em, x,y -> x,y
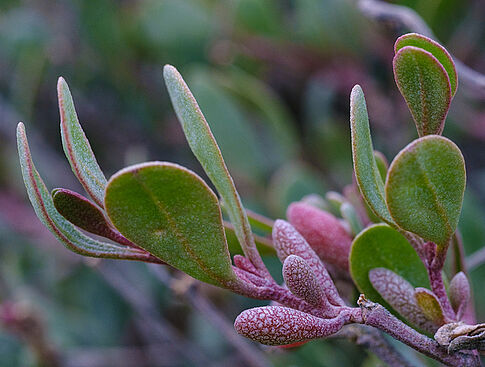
350,224 -> 429,312
393,46 -> 452,136
395,33 -> 457,96
385,136 -> 466,248
104,161 -> 236,287
350,85 -> 394,224
58,77 -> 107,207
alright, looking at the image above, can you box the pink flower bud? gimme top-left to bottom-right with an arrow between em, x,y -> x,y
283,255 -> 326,308
234,306 -> 346,345
273,220 -> 344,306
449,271 -> 470,321
287,202 -> 352,270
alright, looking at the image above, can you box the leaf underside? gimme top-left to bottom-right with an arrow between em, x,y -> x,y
58,77 -> 107,207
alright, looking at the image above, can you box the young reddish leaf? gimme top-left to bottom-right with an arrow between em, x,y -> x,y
234,306 -> 346,345
104,161 -> 237,287
449,272 -> 470,320
57,78 -> 107,207
393,46 -> 452,136
163,65 -> 266,275
350,224 -> 429,312
16,123 -> 157,263
414,288 -> 445,326
282,255 -> 326,308
52,188 -> 133,248
350,85 -> 394,224
287,202 -> 352,271
395,33 -> 457,96
385,136 -> 466,248
272,220 -> 344,306
369,268 -> 438,334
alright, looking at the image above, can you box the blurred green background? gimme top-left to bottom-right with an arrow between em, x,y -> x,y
1,0 -> 485,366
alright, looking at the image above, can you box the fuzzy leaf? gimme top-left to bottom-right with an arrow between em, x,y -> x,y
283,255 -> 326,308
287,202 -> 352,271
393,46 -> 452,136
414,288 -> 445,326
350,85 -> 394,224
58,77 -> 107,207
163,65 -> 262,272
104,161 -> 236,287
385,136 -> 466,248
16,123 -> 155,262
350,224 -> 429,311
234,306 -> 346,345
449,272 -> 470,320
395,33 -> 457,96
369,268 -> 438,334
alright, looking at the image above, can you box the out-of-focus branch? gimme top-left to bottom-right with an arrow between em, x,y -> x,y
358,0 -> 485,98
466,246 -> 485,271
335,324 -> 416,367
150,265 -> 271,367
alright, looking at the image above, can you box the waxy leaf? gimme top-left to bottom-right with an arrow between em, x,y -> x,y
350,85 -> 394,224
163,65 -> 264,274
393,46 -> 452,136
104,161 -> 236,287
58,78 -> 107,207
52,188 -> 134,247
16,123 -> 156,262
350,224 -> 429,310
395,33 -> 457,96
414,288 -> 445,326
369,268 -> 438,334
283,255 -> 326,308
385,136 -> 466,248
234,306 -> 346,345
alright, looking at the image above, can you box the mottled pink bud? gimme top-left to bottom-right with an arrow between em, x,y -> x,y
272,220 -> 344,306
449,272 -> 471,321
234,306 -> 346,345
283,255 -> 326,308
287,202 -> 352,270
369,268 -> 438,333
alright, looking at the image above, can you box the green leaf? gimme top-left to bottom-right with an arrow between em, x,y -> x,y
350,85 -> 394,224
104,161 -> 237,287
16,123 -> 154,262
395,33 -> 457,96
224,222 -> 275,257
393,46 -> 452,136
163,65 -> 264,273
340,202 -> 363,236
58,77 -> 107,207
385,136 -> 466,248
350,224 -> 429,311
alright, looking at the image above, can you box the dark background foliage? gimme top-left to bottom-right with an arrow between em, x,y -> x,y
1,0 -> 485,366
